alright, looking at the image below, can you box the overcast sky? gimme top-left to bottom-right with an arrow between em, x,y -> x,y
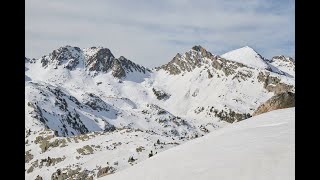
25,0 -> 294,68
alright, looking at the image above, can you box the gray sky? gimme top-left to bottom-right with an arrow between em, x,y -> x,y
26,0 -> 295,68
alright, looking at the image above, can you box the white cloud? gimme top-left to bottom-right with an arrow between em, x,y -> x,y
26,0 -> 295,68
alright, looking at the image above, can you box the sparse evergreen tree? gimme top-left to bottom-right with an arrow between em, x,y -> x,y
149,150 -> 153,158
157,139 -> 160,144
128,156 -> 135,163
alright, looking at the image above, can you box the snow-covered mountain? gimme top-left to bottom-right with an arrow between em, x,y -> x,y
37,45 -> 150,78
222,46 -> 270,69
104,108 -> 295,180
25,45 -> 295,179
269,55 -> 295,77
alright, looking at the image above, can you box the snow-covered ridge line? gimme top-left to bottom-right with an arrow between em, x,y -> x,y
29,45 -> 150,79
157,45 -> 293,77
26,45 -> 294,77
25,44 -> 295,179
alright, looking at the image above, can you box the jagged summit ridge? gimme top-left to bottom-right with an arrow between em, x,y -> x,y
33,45 -> 150,78
157,45 -> 219,75
83,46 -> 115,72
40,46 -> 84,70
156,45 -> 294,88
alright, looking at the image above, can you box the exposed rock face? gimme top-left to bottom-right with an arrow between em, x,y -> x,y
192,45 -> 216,59
142,104 -> 194,137
257,72 -> 294,94
195,106 -> 251,123
51,168 -> 92,180
25,150 -> 34,163
271,55 -> 295,63
152,88 -> 170,100
84,47 -> 149,78
37,46 -> 149,79
26,82 -> 98,137
41,45 -> 83,70
85,47 -> 115,72
118,56 -> 148,73
111,59 -> 126,78
35,175 -> 43,180
97,166 -> 116,178
157,45 -> 219,75
77,145 -> 94,155
83,93 -> 113,112
253,92 -> 295,116
156,45 -> 255,81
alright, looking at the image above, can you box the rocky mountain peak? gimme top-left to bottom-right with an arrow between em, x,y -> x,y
40,45 -> 83,70
31,46 -> 149,79
191,45 -> 215,59
84,47 -> 115,72
83,48 -> 150,78
84,47 -> 149,78
271,55 -> 294,63
191,45 -> 206,52
157,45 -> 218,75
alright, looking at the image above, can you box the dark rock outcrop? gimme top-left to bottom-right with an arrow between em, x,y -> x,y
83,47 -> 150,78
257,72 -> 294,94
36,46 -> 149,78
152,88 -> 170,100
157,45 -> 218,75
97,166 -> 116,178
271,55 -> 295,63
85,47 -> 115,72
35,175 -> 43,180
111,59 -> 126,78
156,45 -> 255,81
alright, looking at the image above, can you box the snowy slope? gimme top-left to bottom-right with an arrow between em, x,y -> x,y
25,45 -> 295,137
25,126 -> 192,179
25,45 -> 295,179
222,46 -> 269,69
155,45 -> 294,118
105,108 -> 295,180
